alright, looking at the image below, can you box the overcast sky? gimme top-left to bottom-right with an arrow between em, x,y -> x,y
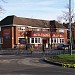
0,0 -> 75,21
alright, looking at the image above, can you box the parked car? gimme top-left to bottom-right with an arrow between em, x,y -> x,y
72,44 -> 75,49
57,44 -> 69,50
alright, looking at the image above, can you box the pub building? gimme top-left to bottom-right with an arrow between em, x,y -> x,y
0,15 -> 68,49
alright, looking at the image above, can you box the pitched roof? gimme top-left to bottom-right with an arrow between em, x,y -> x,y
0,15 -> 26,26
0,15 -> 50,28
18,17 -> 50,28
0,15 -> 66,29
0,15 -> 14,26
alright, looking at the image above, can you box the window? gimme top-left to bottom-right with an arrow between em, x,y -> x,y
50,38 -> 53,44
18,27 -> 25,30
0,38 -> 3,44
18,27 -> 21,30
59,29 -> 64,33
30,38 -> 41,44
21,27 -> 25,30
18,38 -> 26,44
42,29 -> 46,31
50,38 -> 64,44
52,39 -> 53,43
31,38 -> 34,43
35,38 -> 37,43
37,29 -> 40,31
62,39 -> 64,43
59,38 -> 64,43
60,39 -> 62,43
38,38 -> 40,43
54,38 -> 56,43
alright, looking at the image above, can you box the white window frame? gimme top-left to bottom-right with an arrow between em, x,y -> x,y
58,38 -> 60,43
18,26 -> 25,31
56,38 -> 58,44
50,38 -> 64,44
58,38 -> 64,44
59,29 -> 64,33
50,38 -> 54,44
30,37 -> 42,44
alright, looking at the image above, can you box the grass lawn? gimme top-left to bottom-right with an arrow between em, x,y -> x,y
47,54 -> 75,64
57,54 -> 75,61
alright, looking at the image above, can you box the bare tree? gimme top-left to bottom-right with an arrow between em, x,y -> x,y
57,4 -> 75,23
0,0 -> 6,13
57,10 -> 75,23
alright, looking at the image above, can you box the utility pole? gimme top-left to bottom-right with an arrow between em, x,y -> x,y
69,0 -> 72,55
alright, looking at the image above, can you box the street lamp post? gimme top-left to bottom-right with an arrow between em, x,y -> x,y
69,0 -> 72,55
50,25 -> 52,49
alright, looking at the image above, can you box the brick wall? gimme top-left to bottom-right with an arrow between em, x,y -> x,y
2,27 -> 12,48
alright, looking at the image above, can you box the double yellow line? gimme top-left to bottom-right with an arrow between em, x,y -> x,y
63,64 -> 75,68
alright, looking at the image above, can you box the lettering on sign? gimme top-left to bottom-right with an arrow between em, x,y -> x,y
32,33 -> 64,38
33,33 -> 50,37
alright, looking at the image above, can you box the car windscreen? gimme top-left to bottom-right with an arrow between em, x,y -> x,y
59,44 -> 64,46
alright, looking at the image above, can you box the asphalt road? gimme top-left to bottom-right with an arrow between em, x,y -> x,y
0,55 -> 75,75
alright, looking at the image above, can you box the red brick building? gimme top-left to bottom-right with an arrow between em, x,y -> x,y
0,15 -> 68,49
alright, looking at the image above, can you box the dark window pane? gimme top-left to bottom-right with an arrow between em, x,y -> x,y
54,39 -> 56,43
19,38 -> 26,44
31,38 -> 34,43
35,38 -> 37,43
38,38 -> 40,43
62,39 -> 64,43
